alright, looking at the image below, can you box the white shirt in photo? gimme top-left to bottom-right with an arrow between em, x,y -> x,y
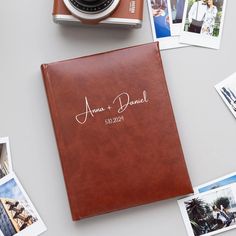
188,0 -> 207,23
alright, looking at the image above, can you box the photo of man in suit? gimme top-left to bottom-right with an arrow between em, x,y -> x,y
188,0 -> 208,33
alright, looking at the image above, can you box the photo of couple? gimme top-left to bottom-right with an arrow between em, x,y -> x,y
148,0 -> 227,49
184,0 -> 224,36
178,185 -> 236,236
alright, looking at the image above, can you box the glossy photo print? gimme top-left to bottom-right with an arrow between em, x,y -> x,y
178,184 -> 236,236
170,0 -> 186,35
215,72 -> 236,118
148,0 -> 187,49
0,137 -> 12,179
195,172 -> 236,194
150,0 -> 171,39
180,0 -> 227,49
171,0 -> 186,23
0,173 -> 46,236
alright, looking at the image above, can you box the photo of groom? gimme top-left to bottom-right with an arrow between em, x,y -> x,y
188,0 -> 208,33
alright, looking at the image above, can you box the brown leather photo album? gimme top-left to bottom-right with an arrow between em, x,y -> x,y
41,42 -> 193,221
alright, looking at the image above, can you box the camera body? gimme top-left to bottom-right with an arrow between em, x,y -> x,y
53,0 -> 144,28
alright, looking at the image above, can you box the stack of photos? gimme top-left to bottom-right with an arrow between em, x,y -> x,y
178,172 -> 236,236
0,137 -> 46,236
147,0 -> 187,50
215,72 -> 236,118
147,0 -> 228,49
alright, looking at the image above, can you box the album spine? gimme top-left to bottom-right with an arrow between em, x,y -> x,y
40,64 -> 81,221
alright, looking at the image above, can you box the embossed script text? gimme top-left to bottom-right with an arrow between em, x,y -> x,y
75,90 -> 148,124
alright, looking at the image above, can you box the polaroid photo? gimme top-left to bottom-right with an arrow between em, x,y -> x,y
0,173 -> 46,236
195,172 -> 236,194
0,137 -> 13,179
215,72 -> 236,118
147,0 -> 187,50
178,184 -> 236,236
169,0 -> 186,35
180,0 -> 227,49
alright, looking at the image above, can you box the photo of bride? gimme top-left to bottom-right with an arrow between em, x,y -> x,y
201,0 -> 218,35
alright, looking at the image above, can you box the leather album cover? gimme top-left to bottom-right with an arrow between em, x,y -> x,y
41,42 -> 193,221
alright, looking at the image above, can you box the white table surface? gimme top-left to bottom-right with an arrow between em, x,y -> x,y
1,1 -> 236,235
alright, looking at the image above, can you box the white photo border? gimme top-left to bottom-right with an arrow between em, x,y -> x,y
180,0 -> 228,49
195,171 -> 236,193
147,0 -> 188,50
0,137 -> 13,175
168,0 -> 184,36
215,72 -> 236,118
0,173 -> 47,236
178,183 -> 236,236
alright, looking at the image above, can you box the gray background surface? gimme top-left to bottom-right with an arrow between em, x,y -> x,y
1,0 -> 236,235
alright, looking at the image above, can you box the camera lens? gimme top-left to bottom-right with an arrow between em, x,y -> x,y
64,0 -> 120,22
69,0 -> 115,13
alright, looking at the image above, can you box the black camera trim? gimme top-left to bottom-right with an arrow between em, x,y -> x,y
69,0 -> 115,13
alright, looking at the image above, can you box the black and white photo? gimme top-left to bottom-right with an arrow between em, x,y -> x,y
215,72 -> 236,118
178,184 -> 236,236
